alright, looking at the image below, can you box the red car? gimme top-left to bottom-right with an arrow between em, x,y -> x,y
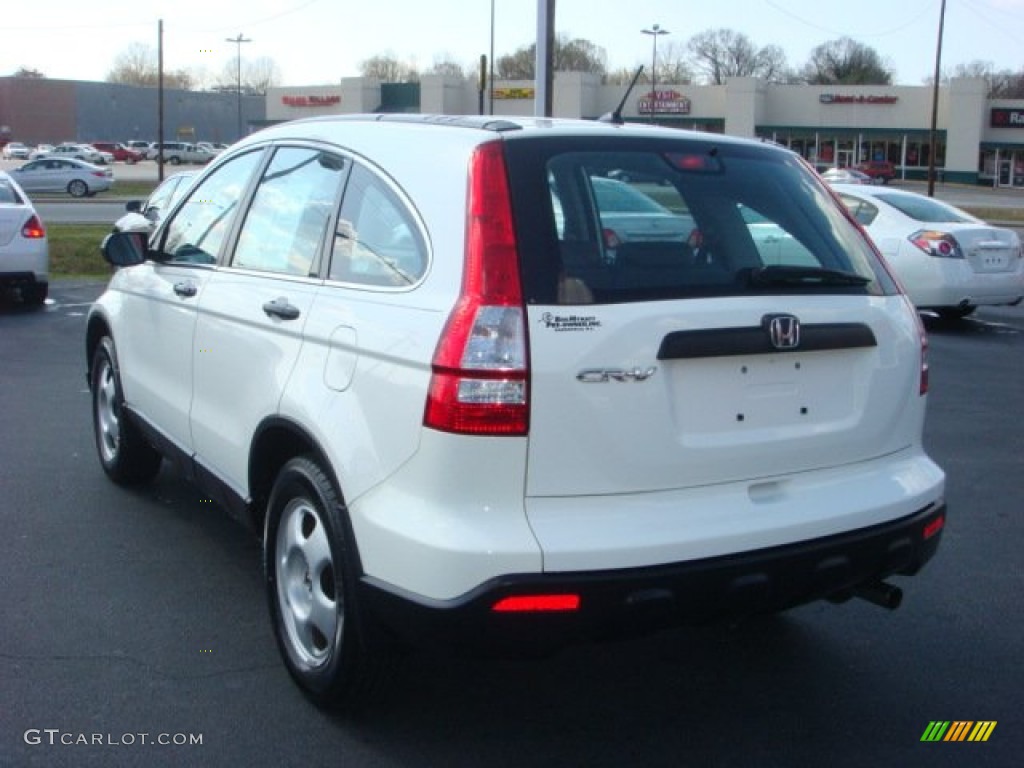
91,142 -> 145,164
855,160 -> 896,184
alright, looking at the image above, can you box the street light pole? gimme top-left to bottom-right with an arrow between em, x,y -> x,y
225,33 -> 252,140
927,0 -> 946,197
641,24 -> 669,123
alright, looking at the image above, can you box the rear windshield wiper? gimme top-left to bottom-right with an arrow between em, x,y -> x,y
748,265 -> 872,287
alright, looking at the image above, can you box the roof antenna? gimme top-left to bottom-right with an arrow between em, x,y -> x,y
599,66 -> 645,125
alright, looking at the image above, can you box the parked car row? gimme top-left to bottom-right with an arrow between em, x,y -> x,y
2,140 -> 229,165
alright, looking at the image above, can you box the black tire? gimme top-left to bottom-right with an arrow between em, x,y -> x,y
90,336 -> 162,484
264,456 -> 380,709
23,283 -> 47,307
68,179 -> 88,198
936,306 -> 976,321
169,155 -> 181,166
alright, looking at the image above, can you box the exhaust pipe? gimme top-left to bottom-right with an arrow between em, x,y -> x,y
853,581 -> 903,610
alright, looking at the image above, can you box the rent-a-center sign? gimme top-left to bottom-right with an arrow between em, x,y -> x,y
991,108 -> 1024,127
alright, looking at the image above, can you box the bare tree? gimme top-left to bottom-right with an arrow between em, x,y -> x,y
12,67 -> 45,78
107,43 -> 158,86
245,56 -> 282,94
928,60 -> 1024,98
653,41 -> 694,85
359,54 -> 419,83
107,42 -> 195,89
801,37 -> 892,85
217,55 -> 282,94
425,55 -> 469,79
687,29 -> 789,84
497,35 -> 607,79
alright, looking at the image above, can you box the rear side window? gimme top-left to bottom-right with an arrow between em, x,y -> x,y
507,141 -> 897,305
839,194 -> 880,227
328,164 -> 427,287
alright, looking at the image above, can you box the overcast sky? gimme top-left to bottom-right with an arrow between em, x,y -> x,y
4,0 -> 1024,86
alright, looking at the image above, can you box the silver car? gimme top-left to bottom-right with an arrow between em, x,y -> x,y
0,170 -> 49,305
10,157 -> 114,197
2,142 -> 32,160
113,170 -> 197,233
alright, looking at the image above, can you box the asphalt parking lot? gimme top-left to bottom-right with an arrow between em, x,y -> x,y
0,280 -> 1021,768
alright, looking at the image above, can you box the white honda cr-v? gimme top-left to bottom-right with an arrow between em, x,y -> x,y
87,114 -> 946,709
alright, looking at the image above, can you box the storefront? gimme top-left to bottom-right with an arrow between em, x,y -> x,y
266,75 -> 1019,187
981,107 -> 1024,188
757,128 -> 946,181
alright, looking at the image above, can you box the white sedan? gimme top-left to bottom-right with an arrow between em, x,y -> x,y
834,184 -> 1024,319
0,170 -> 49,305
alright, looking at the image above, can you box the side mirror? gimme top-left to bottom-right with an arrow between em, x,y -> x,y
124,200 -> 142,213
101,231 -> 149,267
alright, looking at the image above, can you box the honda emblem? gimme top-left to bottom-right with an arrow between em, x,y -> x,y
765,314 -> 801,350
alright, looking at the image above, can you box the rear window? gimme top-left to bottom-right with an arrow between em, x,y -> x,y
506,139 -> 897,305
0,181 -> 24,204
872,193 -> 973,223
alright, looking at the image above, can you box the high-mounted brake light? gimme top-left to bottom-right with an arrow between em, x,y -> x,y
665,151 -> 722,173
423,141 -> 529,436
21,215 -> 45,239
492,594 -> 581,613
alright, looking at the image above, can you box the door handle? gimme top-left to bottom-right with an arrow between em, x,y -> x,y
262,297 -> 301,321
173,280 -> 197,298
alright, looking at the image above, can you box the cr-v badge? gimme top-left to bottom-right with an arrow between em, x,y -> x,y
576,367 -> 657,383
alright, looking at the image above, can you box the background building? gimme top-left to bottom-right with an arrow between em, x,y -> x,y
0,77 -> 265,146
5,74 -> 1023,189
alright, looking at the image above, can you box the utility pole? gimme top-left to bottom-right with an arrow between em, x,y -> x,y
158,19 -> 164,181
535,0 -> 555,117
927,0 -> 946,197
226,33 -> 252,140
642,24 -> 670,123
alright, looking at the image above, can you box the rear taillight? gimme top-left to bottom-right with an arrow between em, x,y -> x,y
22,215 -> 45,239
423,141 -> 529,436
923,514 -> 945,540
911,299 -> 929,395
909,230 -> 963,259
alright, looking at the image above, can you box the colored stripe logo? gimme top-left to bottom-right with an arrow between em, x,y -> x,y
921,721 -> 997,742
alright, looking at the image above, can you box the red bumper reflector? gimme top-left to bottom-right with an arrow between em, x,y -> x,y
491,594 -> 581,613
923,514 -> 945,540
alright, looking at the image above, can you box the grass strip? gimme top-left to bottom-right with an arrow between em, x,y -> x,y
47,223 -> 113,277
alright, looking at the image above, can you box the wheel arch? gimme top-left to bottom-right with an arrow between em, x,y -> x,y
85,313 -> 113,388
249,416 -> 345,534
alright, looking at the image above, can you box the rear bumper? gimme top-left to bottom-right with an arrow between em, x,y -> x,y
359,501 -> 946,654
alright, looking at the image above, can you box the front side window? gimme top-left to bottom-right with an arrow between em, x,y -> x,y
232,147 -> 346,276
328,164 -> 427,287
159,150 -> 263,265
507,143 -> 897,305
